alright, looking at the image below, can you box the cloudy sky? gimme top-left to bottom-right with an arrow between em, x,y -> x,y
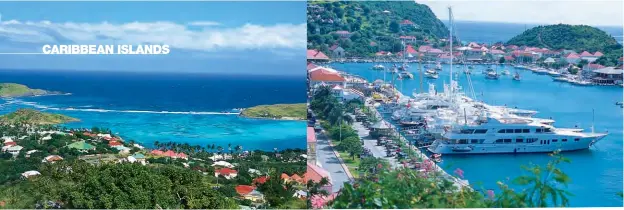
0,2 -> 306,75
421,0 -> 623,27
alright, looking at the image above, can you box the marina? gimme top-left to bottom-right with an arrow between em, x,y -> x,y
329,61 -> 622,207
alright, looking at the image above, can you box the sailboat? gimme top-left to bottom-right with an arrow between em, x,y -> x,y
513,71 -> 521,81
501,69 -> 510,75
372,64 -> 385,70
435,62 -> 442,71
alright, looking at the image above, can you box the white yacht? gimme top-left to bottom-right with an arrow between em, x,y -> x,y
372,64 -> 385,70
428,113 -> 608,154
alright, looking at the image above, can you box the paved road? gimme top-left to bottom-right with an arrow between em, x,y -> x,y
315,131 -> 350,193
351,115 -> 400,169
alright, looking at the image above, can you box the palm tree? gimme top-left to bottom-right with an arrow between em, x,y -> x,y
154,141 -> 160,149
227,143 -> 232,154
217,146 -> 223,155
235,145 -> 243,157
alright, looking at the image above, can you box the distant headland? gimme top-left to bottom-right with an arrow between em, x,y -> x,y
0,83 -> 66,98
0,108 -> 79,125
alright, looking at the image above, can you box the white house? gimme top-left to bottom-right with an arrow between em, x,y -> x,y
7,145 -> 23,156
22,170 -> 41,179
215,168 -> 238,179
565,53 -> 581,64
329,45 -> 345,58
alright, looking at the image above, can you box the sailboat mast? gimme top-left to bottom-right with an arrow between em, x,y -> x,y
448,6 -> 454,92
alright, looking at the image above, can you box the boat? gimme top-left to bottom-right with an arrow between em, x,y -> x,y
399,71 -> 414,79
372,64 -> 385,70
435,63 -> 442,71
486,71 -> 499,79
428,114 -> 608,154
501,69 -> 510,75
425,72 -> 439,79
513,72 -> 521,81
616,102 -> 623,106
464,69 -> 471,75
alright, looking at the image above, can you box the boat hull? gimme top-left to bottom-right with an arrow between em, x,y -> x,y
428,135 -> 606,154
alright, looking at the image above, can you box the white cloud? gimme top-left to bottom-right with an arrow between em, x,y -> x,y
420,0 -> 623,27
187,21 -> 221,27
0,19 -> 306,51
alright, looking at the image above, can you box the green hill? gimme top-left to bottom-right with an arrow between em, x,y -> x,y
506,24 -> 623,66
0,109 -> 79,125
0,83 -> 61,97
307,1 -> 449,58
241,103 -> 306,120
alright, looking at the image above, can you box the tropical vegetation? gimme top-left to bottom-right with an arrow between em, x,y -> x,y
240,103 -> 307,120
307,1 -> 448,58
0,83 -> 61,97
0,109 -> 79,125
506,24 -> 623,66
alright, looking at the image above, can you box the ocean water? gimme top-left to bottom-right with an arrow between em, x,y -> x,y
332,63 -> 623,207
451,20 -> 624,44
0,69 -> 307,151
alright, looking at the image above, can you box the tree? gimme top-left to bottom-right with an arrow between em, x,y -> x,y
499,57 -> 506,64
340,136 -> 363,160
389,21 -> 400,33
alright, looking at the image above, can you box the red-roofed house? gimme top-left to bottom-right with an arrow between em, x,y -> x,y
580,51 -> 601,62
405,45 -> 417,55
594,51 -> 604,57
307,127 -> 317,164
176,152 -> 188,160
437,53 -> 453,63
235,185 -> 265,202
399,36 -> 416,43
4,141 -> 16,146
304,163 -> 332,193
468,42 -> 481,48
489,49 -> 505,58
307,49 -> 330,62
566,53 -> 581,64
151,150 -> 164,156
400,19 -> 414,25
425,48 -> 443,57
504,56 -> 514,63
252,176 -> 269,185
307,62 -> 318,71
583,63 -> 606,76
108,141 -> 122,147
418,45 -> 432,53
215,168 -> 238,179
309,66 -> 346,87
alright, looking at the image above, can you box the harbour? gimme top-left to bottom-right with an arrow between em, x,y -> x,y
328,62 -> 622,207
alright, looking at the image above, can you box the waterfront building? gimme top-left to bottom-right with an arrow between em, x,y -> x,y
307,49 -> 330,63
592,67 -> 623,85
308,66 -> 347,89
329,45 -> 345,58
565,53 -> 581,64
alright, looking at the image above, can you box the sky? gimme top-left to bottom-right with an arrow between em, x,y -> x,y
421,0 -> 624,27
0,2 -> 306,75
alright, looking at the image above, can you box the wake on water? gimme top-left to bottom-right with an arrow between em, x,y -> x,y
0,99 -> 240,115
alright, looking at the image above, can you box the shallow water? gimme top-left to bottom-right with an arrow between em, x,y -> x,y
0,69 -> 306,151
333,62 -> 623,207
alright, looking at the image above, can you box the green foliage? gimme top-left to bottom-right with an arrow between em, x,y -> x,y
240,103 -> 307,120
307,1 -> 449,58
506,24 -> 622,66
339,136 -> 363,160
0,83 -> 52,97
499,57 -> 506,64
0,109 -> 79,125
331,151 -> 577,208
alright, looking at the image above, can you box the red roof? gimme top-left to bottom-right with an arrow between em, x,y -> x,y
176,153 -> 188,159
281,173 -> 290,180
309,68 -> 345,82
329,44 -> 339,51
504,56 -> 514,60
151,150 -> 164,155
307,49 -> 330,60
253,176 -> 269,185
164,150 -> 176,157
216,168 -> 238,175
406,45 -> 417,54
490,49 -> 505,54
585,63 -> 605,69
291,174 -> 304,183
566,53 -> 580,59
594,51 -> 604,57
427,48 -> 443,54
304,163 -> 331,184
418,45 -> 432,53
235,185 -> 256,195
580,51 -> 593,57
400,20 -> 414,25
307,62 -> 318,70
108,141 -> 122,147
307,127 -> 316,143
619,57 -> 624,61
438,53 -> 452,59
4,142 -> 16,146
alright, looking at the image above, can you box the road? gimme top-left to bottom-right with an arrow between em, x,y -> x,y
351,115 -> 400,169
315,131 -> 350,193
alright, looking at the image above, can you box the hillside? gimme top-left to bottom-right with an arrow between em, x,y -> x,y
240,103 -> 306,120
307,1 -> 449,58
506,24 -> 623,66
0,109 -> 79,125
0,83 -> 62,97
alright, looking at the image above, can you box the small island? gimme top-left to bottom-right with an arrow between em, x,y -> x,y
240,103 -> 306,120
0,83 -> 64,98
0,108 -> 79,125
